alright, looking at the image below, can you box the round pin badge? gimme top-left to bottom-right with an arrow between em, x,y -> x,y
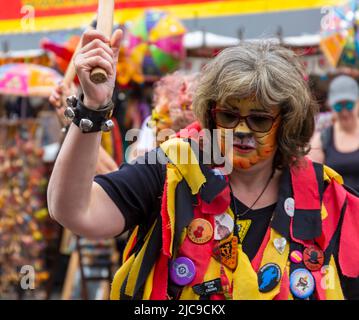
303,246 -> 324,271
187,218 -> 213,244
284,197 -> 295,217
290,268 -> 315,299
257,263 -> 282,293
214,213 -> 234,240
170,257 -> 196,286
290,250 -> 303,264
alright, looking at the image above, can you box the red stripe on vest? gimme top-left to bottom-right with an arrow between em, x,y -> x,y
274,268 -> 290,300
339,192 -> 359,277
150,251 -> 169,300
315,180 -> 346,251
290,158 -> 320,210
161,180 -> 172,257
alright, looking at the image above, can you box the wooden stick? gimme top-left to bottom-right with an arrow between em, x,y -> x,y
63,39 -> 82,87
90,0 -> 115,84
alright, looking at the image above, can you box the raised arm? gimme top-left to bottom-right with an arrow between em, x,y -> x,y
47,29 -> 125,239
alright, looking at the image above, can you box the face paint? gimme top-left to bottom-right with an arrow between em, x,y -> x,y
216,98 -> 280,170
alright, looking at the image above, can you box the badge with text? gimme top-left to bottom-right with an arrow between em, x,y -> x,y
303,245 -> 324,271
212,236 -> 238,270
192,278 -> 222,296
170,257 -> 196,286
187,218 -> 213,244
257,263 -> 282,293
235,219 -> 252,243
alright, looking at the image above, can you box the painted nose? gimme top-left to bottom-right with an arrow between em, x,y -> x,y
234,120 -> 251,134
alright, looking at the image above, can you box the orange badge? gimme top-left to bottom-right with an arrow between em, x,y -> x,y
213,236 -> 238,270
187,218 -> 213,244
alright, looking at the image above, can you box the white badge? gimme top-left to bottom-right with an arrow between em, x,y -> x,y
284,197 -> 295,217
214,213 -> 234,240
273,237 -> 287,254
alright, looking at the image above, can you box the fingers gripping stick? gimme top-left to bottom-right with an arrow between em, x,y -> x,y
90,0 -> 115,84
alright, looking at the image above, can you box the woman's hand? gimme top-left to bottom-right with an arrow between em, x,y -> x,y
49,81 -> 77,126
74,29 -> 123,109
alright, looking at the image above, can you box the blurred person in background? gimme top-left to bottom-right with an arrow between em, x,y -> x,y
128,71 -> 198,160
309,75 -> 359,192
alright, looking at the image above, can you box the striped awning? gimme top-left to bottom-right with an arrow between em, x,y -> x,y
0,0 -> 344,34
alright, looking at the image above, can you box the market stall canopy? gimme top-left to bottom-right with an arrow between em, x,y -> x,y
184,30 -> 321,49
0,63 -> 63,97
0,0 -> 342,34
184,31 -> 240,49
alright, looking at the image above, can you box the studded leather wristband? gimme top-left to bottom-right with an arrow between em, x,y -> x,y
64,94 -> 115,133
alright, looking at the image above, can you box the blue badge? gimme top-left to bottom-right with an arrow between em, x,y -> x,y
290,268 -> 315,299
257,263 -> 282,293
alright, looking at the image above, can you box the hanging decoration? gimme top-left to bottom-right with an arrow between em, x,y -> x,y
320,0 -> 359,68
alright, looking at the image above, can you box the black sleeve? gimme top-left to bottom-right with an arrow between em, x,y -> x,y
94,148 -> 166,232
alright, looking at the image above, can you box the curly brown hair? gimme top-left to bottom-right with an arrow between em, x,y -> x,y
192,41 -> 319,168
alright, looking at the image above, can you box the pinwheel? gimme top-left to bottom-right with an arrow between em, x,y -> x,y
127,10 -> 186,76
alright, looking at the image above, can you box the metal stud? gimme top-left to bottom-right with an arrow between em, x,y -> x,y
66,95 -> 77,108
79,119 -> 93,132
64,107 -> 76,120
101,119 -> 114,132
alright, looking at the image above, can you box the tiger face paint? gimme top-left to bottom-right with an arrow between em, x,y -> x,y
215,98 -> 280,170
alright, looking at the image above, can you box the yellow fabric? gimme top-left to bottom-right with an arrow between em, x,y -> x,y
323,165 -> 344,185
101,131 -> 114,157
232,228 -> 289,300
160,138 -> 206,195
166,164 -> 183,256
179,285 -> 200,300
325,255 -> 345,300
321,203 -> 328,220
143,264 -> 156,300
122,225 -> 139,264
125,222 -> 156,297
232,243 -> 261,299
110,254 -> 135,300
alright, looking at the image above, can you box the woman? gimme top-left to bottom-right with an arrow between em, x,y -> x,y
309,75 -> 359,192
47,29 -> 359,300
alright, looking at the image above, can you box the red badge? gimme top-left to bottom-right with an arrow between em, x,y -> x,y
303,245 -> 324,271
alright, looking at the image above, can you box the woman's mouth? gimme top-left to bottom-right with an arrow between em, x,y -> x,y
233,143 -> 256,153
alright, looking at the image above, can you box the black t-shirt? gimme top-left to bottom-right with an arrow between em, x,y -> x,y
94,149 -> 273,261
